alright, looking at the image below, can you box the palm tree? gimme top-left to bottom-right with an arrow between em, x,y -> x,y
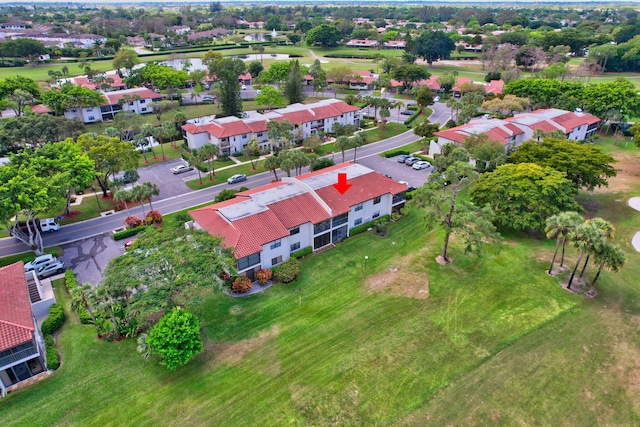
133,133 -> 150,163
335,136 -> 350,164
393,100 -> 404,122
95,285 -> 119,337
588,243 -> 626,295
264,155 -> 280,181
567,222 -> 605,289
70,284 -> 100,334
379,108 -> 391,127
142,181 -> 160,211
199,144 -> 220,180
579,217 -> 614,279
104,127 -> 120,139
131,185 -> 147,216
446,98 -> 462,123
114,189 -> 132,216
140,123 -> 157,159
351,133 -> 366,162
545,211 -> 583,274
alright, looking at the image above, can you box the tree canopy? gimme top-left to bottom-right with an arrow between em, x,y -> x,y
306,24 -> 343,48
415,31 -> 456,65
146,307 -> 203,370
506,138 -> 616,190
470,162 -> 580,232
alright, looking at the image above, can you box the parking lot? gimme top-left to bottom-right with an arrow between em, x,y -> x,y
358,154 -> 433,189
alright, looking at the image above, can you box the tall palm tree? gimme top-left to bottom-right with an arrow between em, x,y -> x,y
142,181 -> 160,211
264,155 -> 280,181
114,189 -> 132,216
199,144 -> 220,180
131,185 -> 147,217
567,222 -> 605,289
351,133 -> 366,162
588,243 -> 626,295
140,123 -> 157,159
335,136 -> 350,164
579,217 -> 614,279
95,285 -> 119,337
545,211 -> 583,274
393,100 -> 404,122
70,284 -> 100,334
532,128 -> 546,141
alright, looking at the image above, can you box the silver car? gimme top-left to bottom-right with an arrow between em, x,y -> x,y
24,254 -> 58,272
37,260 -> 65,279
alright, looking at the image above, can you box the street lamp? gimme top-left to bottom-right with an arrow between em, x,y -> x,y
92,185 -> 101,209
364,255 -> 368,270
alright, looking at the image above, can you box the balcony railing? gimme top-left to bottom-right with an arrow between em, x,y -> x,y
0,345 -> 37,368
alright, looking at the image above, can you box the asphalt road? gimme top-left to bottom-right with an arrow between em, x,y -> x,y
0,128 -> 423,257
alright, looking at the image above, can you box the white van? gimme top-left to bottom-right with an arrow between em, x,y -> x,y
39,218 -> 61,232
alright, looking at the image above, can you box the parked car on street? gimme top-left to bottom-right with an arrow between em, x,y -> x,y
397,154 -> 411,163
434,96 -> 441,102
227,174 -> 247,184
171,164 -> 194,174
400,110 -> 413,116
202,95 -> 216,103
24,254 -> 58,272
37,260 -> 65,279
404,156 -> 420,166
412,161 -> 432,170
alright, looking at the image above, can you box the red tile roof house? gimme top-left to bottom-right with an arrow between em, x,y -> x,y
182,99 -> 361,155
430,108 -> 600,157
64,87 -> 162,123
71,72 -> 127,92
390,75 -> 441,94
345,39 -> 379,48
0,262 -> 56,397
189,163 -> 407,279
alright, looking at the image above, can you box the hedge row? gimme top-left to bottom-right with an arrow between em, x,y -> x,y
403,108 -> 423,126
349,215 -> 391,236
44,335 -> 59,370
291,246 -> 312,259
41,304 -> 65,336
112,225 -> 149,241
64,270 -> 93,324
383,149 -> 410,158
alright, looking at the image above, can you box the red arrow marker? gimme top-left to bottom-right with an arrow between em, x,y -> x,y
333,172 -> 352,195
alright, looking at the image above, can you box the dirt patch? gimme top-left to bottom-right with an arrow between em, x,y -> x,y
593,150 -> 640,194
365,251 -> 429,299
205,325 -> 280,366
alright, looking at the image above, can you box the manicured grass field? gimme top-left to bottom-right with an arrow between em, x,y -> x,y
1,139 -> 639,425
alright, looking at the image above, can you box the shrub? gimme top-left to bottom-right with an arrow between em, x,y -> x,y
64,270 -> 78,291
383,149 -> 410,158
445,119 -> 457,128
145,210 -> 163,225
125,215 -> 144,229
41,304 -> 65,336
255,269 -> 273,285
291,246 -> 312,259
44,335 -> 59,370
373,219 -> 388,235
112,225 -> 148,241
350,215 -> 391,236
404,108 -> 423,126
273,258 -> 301,283
231,276 -> 252,294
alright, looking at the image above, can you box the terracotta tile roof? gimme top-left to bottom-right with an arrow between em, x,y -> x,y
233,210 -> 290,258
552,111 -> 600,132
453,77 -> 472,92
267,192 -> 331,229
31,104 -> 52,114
104,88 -> 161,106
0,262 -> 34,352
238,73 -> 252,81
485,80 -> 504,94
73,73 -> 124,90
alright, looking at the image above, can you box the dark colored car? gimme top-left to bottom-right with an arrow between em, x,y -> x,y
397,155 -> 411,163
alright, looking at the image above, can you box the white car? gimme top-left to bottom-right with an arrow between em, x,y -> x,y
434,96 -> 441,102
24,254 -> 58,272
241,84 -> 247,90
412,161 -> 432,170
37,260 -> 66,279
171,164 -> 194,174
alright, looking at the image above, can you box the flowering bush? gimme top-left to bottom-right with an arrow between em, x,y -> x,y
231,276 -> 252,294
255,269 -> 272,285
125,215 -> 144,229
145,210 -> 163,225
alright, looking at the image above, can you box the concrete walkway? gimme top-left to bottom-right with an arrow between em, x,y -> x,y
225,280 -> 274,297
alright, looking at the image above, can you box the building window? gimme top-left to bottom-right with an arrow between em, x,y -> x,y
373,196 -> 381,205
354,218 -> 362,226
270,240 -> 281,249
88,116 -> 95,121
257,132 -> 263,137
271,256 -> 282,266
242,134 -> 248,139
129,102 -> 134,106
372,211 -> 380,219
314,220 -> 331,235
332,212 -> 348,227
354,203 -> 363,211
290,242 -> 301,251
237,252 -> 260,270
86,108 -> 93,112
141,108 -> 147,112
290,227 -> 300,235
140,99 -> 146,104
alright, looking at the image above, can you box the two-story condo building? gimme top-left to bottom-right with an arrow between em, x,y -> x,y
64,87 -> 162,123
430,108 -> 601,156
0,262 -> 56,398
189,163 -> 407,280
182,99 -> 361,155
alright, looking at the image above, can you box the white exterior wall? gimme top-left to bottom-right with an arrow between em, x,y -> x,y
185,132 -> 209,150
567,125 -> 587,141
121,98 -> 153,115
288,223 -> 314,253
64,107 -> 101,123
261,238 -> 290,269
